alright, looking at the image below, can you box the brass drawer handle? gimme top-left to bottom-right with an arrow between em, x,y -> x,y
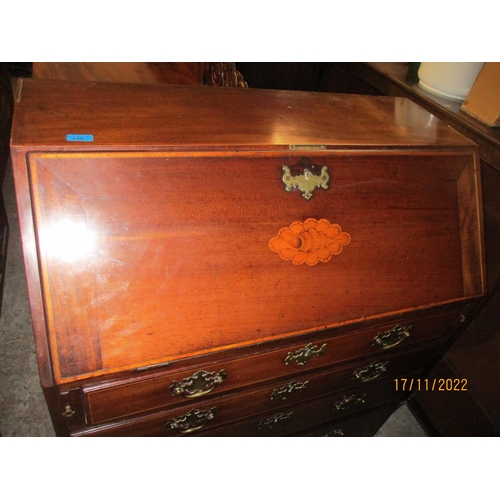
284,343 -> 327,366
258,411 -> 294,430
282,164 -> 329,200
332,394 -> 366,412
270,380 -> 309,401
169,369 -> 227,398
352,361 -> 389,382
166,407 -> 217,435
372,325 -> 412,349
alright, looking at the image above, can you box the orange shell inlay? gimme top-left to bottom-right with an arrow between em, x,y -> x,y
269,218 -> 350,266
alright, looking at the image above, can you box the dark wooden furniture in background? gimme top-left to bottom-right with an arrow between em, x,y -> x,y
0,63 -> 13,315
236,63 -> 329,92
33,62 -> 248,87
10,78 -> 485,436
236,62 -> 381,96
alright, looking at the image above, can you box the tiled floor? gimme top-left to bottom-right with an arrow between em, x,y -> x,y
0,162 -> 56,436
375,404 -> 426,437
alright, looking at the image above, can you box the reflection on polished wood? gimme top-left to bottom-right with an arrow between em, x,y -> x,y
345,63 -> 500,173
335,62 -> 500,288
12,79 -> 474,149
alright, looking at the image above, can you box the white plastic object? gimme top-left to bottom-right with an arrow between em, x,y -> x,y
418,62 -> 485,101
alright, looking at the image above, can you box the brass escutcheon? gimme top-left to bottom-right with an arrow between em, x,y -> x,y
352,361 -> 389,382
62,404 -> 75,418
166,407 -> 217,434
284,343 -> 327,366
372,325 -> 412,349
282,165 -> 329,200
169,369 -> 227,398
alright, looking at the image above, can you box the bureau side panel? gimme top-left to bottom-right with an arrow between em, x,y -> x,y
10,149 -> 54,387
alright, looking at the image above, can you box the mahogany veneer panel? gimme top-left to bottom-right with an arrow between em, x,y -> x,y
11,79 -> 476,150
27,151 -> 482,382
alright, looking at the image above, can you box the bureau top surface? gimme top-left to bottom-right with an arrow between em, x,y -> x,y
11,78 -> 474,150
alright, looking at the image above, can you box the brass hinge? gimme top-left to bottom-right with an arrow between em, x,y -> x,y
289,144 -> 326,151
136,361 -> 171,371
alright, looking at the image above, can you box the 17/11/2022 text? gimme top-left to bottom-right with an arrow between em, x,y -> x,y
394,378 -> 467,391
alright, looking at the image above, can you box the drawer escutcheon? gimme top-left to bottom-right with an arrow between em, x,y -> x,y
282,164 -> 329,200
169,369 -> 227,398
62,404 -> 75,418
284,343 -> 327,366
372,325 -> 412,349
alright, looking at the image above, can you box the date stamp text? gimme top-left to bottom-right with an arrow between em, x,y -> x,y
394,378 -> 467,391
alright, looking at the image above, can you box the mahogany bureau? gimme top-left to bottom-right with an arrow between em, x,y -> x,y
10,79 -> 485,436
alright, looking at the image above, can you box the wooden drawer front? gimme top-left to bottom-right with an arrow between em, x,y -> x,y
300,404 -> 400,437
76,375 -> 410,437
189,383 -> 404,437
81,345 -> 435,433
85,348 -> 435,424
84,313 -> 454,424
28,152 -> 482,381
198,346 -> 436,437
